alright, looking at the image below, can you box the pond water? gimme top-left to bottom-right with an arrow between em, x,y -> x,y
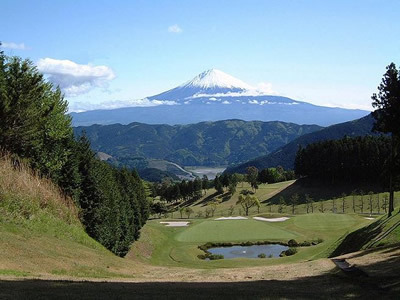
185,166 -> 226,180
208,244 -> 289,259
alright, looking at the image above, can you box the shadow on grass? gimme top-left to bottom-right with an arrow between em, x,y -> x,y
1,266 -> 398,300
266,178 -> 386,205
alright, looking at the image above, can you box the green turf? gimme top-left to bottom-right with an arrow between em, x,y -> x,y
131,212 -> 371,268
176,219 -> 299,242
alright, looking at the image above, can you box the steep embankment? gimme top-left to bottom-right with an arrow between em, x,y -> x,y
0,156 -> 145,278
331,211 -> 400,257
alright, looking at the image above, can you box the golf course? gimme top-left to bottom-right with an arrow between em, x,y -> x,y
130,213 -> 371,268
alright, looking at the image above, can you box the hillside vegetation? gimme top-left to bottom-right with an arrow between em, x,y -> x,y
226,114 -> 377,173
74,120 -> 322,167
0,51 -> 148,256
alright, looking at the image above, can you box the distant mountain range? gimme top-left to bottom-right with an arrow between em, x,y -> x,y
70,69 -> 369,127
74,119 -> 322,167
225,114 -> 377,174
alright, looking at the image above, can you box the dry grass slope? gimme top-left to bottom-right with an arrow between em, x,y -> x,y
0,154 -> 78,225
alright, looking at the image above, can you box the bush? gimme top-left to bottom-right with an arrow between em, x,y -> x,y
197,253 -> 224,260
280,247 -> 298,257
299,241 -> 311,247
288,239 -> 299,247
258,253 -> 266,258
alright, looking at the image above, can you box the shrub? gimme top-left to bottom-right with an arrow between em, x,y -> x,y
288,239 -> 299,247
258,253 -> 266,258
280,247 -> 298,257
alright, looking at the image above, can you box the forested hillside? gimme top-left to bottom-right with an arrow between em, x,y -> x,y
225,114 -> 377,173
0,49 -> 148,256
295,135 -> 395,185
74,120 -> 322,167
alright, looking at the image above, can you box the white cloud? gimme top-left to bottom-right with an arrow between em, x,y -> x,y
188,83 -> 277,99
222,100 -> 231,104
69,98 -> 178,112
1,42 -> 28,50
168,24 -> 183,33
36,58 -> 116,96
256,82 -> 276,94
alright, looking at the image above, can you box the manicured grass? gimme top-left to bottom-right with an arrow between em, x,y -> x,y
292,214 -> 360,232
133,212 -> 370,268
176,219 -> 299,242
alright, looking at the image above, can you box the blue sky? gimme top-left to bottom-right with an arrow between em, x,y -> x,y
2,0 -> 400,111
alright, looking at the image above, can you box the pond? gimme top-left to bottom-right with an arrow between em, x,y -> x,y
185,166 -> 226,180
207,244 -> 289,259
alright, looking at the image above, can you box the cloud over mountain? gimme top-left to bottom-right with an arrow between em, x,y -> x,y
37,58 -> 115,96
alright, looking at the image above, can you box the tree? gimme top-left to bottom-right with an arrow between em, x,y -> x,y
341,193 -> 346,213
305,194 -> 313,214
236,194 -> 260,216
246,166 -> 259,191
351,190 -> 357,213
151,202 -> 168,218
179,207 -> 185,219
359,191 -> 364,214
201,175 -> 209,195
368,191 -> 374,215
228,182 -> 237,195
319,201 -> 325,213
214,176 -> 224,194
372,63 -> 400,217
377,194 -> 380,214
278,196 -> 285,213
208,201 -> 218,217
332,197 -> 336,213
290,193 -> 299,215
383,194 -> 389,213
184,207 -> 194,219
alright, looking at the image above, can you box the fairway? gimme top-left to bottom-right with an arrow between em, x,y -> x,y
293,214 -> 360,231
176,219 -> 301,242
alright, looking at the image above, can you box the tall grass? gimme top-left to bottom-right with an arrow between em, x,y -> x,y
0,153 -> 79,225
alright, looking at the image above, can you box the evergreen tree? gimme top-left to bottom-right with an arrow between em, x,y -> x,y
372,63 -> 400,217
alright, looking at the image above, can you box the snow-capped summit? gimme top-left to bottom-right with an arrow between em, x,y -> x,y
70,69 -> 369,127
148,69 -> 256,101
180,69 -> 253,90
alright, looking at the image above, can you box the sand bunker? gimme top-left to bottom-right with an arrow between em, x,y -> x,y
253,216 -> 290,222
160,221 -> 190,227
215,216 -> 248,220
364,217 -> 375,220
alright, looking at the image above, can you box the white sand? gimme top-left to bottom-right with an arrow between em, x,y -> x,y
364,217 -> 375,220
160,221 -> 190,227
215,216 -> 248,220
253,216 -> 290,222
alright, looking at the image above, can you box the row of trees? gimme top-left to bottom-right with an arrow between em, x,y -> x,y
0,48 -> 148,256
276,191 -> 392,215
295,135 -> 392,184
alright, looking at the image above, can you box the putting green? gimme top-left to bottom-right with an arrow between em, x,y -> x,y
176,219 -> 300,243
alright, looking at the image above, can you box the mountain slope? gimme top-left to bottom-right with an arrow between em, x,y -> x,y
225,114 -> 376,173
74,119 -> 323,167
70,69 -> 369,127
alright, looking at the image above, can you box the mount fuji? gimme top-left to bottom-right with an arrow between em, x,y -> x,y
70,69 -> 369,126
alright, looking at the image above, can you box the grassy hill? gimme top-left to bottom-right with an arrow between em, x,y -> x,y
0,156 -> 147,279
331,210 -> 400,257
74,119 -> 322,167
1,158 -> 400,298
226,114 -> 377,173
